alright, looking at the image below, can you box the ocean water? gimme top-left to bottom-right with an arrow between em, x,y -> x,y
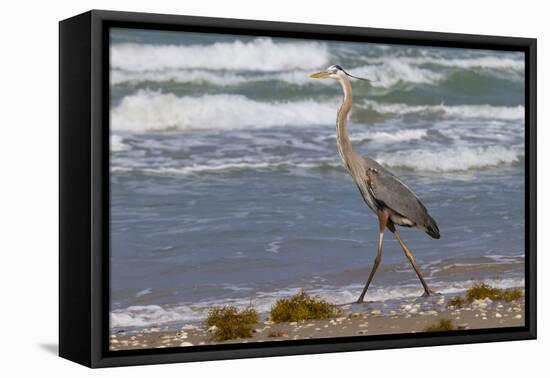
109,28 -> 525,330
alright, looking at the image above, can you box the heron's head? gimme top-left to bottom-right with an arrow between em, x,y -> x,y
310,65 -> 369,82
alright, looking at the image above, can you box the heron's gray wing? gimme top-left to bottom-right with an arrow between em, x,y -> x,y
363,156 -> 430,228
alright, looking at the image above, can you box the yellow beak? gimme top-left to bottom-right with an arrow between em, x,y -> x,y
310,71 -> 330,79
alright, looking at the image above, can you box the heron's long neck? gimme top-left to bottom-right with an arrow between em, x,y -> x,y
336,77 -> 357,169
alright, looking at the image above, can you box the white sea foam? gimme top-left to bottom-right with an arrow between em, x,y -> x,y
317,55 -> 523,89
414,56 -> 524,71
266,239 -> 282,254
110,56 -> 523,88
485,254 -> 525,263
110,64 -> 437,88
111,90 -> 338,132
111,90 -> 524,133
135,288 -> 152,297
112,161 -> 275,175
110,134 -> 129,151
352,61 -> 445,88
110,277 -> 524,328
347,56 -> 525,87
375,145 -> 522,172
363,100 -> 525,121
319,277 -> 524,303
350,129 -> 428,143
111,68 -> 344,87
111,157 -> 341,176
110,65 -> 441,88
428,255 -> 524,276
111,69 -> 250,86
111,38 -> 329,72
362,56 -> 524,71
111,143 -> 522,176
111,304 -> 204,328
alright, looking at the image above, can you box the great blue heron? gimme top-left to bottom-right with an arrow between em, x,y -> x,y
310,65 -> 440,303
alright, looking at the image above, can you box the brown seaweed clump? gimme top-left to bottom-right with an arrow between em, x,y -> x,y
447,283 -> 523,308
466,283 -> 523,303
270,290 -> 342,323
205,306 -> 259,341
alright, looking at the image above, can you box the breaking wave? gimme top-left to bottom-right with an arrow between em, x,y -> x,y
110,91 -> 338,131
110,134 -> 129,152
361,55 -> 524,71
110,45 -> 523,89
111,38 -> 329,72
111,144 -> 522,176
362,100 -> 524,121
350,129 -> 428,143
111,90 -> 524,132
375,145 -> 523,172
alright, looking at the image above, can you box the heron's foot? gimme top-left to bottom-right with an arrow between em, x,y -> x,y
356,297 -> 365,304
421,289 -> 439,297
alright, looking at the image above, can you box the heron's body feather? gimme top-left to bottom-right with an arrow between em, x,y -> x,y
359,156 -> 440,239
333,67 -> 440,239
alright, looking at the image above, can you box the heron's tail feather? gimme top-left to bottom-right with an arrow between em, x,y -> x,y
425,215 -> 440,239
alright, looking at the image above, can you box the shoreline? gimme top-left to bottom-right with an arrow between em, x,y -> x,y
109,291 -> 524,351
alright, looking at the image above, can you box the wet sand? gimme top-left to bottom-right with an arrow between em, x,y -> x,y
109,294 -> 524,351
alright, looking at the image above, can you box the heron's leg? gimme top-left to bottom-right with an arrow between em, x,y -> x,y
357,210 -> 389,303
393,230 -> 435,296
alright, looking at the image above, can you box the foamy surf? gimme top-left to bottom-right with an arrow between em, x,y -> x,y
111,69 -> 251,86
111,161 -> 277,175
110,157 -> 342,176
111,38 -> 329,72
110,50 -> 523,89
375,145 -> 522,172
350,129 -> 428,143
111,144 -> 522,176
110,134 -> 129,151
360,55 -> 524,72
110,276 -> 524,328
362,100 -> 525,121
111,90 -> 524,132
110,64 -> 442,89
111,91 -> 338,132
351,62 -> 444,88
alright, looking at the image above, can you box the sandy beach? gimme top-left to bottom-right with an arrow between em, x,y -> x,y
109,292 -> 524,351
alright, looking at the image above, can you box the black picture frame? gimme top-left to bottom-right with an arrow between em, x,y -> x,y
59,9 -> 537,368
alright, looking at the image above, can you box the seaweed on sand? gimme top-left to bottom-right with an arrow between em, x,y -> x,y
205,306 -> 259,341
270,290 -> 342,323
466,283 -> 523,303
